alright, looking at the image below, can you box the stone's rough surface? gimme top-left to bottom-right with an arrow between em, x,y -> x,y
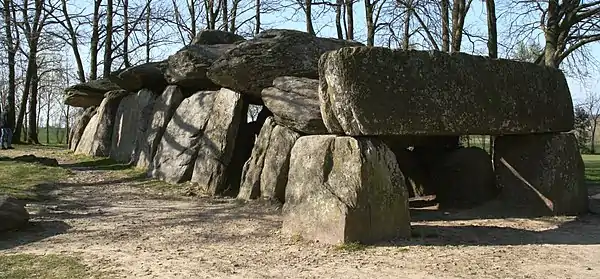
75,90 -> 129,156
590,194 -> 600,215
260,125 -> 300,203
109,61 -> 168,93
207,29 -> 363,103
151,89 -> 244,190
319,47 -> 575,136
137,86 -> 185,170
191,88 -> 244,196
433,147 -> 498,208
69,107 -> 97,151
166,44 -> 236,90
391,148 -> 430,198
262,76 -> 326,134
282,135 -> 411,244
0,196 -> 29,232
494,133 -> 588,215
64,78 -> 122,107
221,109 -> 256,196
110,89 -> 155,163
151,91 -> 217,183
191,29 -> 246,45
237,117 -> 277,200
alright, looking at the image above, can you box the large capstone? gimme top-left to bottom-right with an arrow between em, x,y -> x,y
165,44 -> 236,91
136,86 -> 185,170
261,76 -> 326,134
207,29 -> 363,104
110,89 -> 155,164
282,135 -> 411,244
151,88 -> 243,189
69,107 -> 97,151
494,133 -> 588,215
75,90 -> 129,157
191,29 -> 246,45
319,47 -> 574,136
64,78 -> 122,107
109,61 -> 168,93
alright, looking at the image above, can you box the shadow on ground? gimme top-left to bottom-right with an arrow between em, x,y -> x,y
0,220 -> 72,251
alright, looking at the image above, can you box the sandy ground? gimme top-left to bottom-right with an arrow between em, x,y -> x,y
2,148 -> 600,279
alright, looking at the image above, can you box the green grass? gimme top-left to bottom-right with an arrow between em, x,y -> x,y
0,254 -> 97,279
334,242 -> 368,252
18,127 -> 69,146
582,154 -> 600,184
0,161 -> 73,200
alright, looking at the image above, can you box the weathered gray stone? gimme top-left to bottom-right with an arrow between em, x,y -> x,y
282,135 -> 411,244
191,88 -> 244,196
69,107 -> 97,151
260,125 -> 300,203
0,195 -> 29,232
151,89 -> 243,187
208,29 -> 363,104
191,29 -> 245,45
137,86 -> 185,170
433,147 -> 498,208
262,76 -> 326,134
494,133 -> 588,215
109,61 -> 168,93
75,90 -> 129,156
319,47 -> 575,136
64,78 -> 122,107
166,44 -> 236,91
237,117 -> 277,200
110,89 -> 155,163
151,91 -> 217,183
590,194 -> 600,214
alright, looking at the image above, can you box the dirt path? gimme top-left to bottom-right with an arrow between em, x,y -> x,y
2,148 -> 600,278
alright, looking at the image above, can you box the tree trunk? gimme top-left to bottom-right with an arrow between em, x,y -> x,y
336,0 -> 343,40
103,0 -> 114,77
254,0 -> 260,34
61,0 -> 86,82
305,0 -> 315,35
441,0 -> 450,52
46,94 -> 50,144
27,56 -> 40,144
90,0 -> 102,80
145,0 -> 151,63
403,2 -> 411,50
123,0 -> 131,68
364,0 -> 374,46
230,0 -> 239,33
222,0 -> 228,31
485,0 -> 497,58
451,0 -> 465,53
345,0 -> 354,40
2,0 -> 18,143
592,119 -> 598,154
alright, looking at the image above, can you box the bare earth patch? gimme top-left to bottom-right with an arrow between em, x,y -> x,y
1,147 -> 600,278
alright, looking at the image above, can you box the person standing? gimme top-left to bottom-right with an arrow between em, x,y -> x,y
0,107 -> 14,150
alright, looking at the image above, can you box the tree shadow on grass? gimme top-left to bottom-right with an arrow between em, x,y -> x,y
60,158 -> 132,171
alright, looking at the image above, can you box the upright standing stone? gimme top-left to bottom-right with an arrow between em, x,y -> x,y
137,86 -> 185,170
151,91 -> 217,183
110,89 -> 155,163
319,47 -> 574,136
191,88 -> 244,196
260,125 -> 300,203
237,117 -> 277,200
494,133 -> 588,215
283,136 -> 411,244
75,90 -> 129,156
69,107 -> 96,151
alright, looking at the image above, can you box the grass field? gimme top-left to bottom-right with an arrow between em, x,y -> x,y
0,254 -> 92,279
